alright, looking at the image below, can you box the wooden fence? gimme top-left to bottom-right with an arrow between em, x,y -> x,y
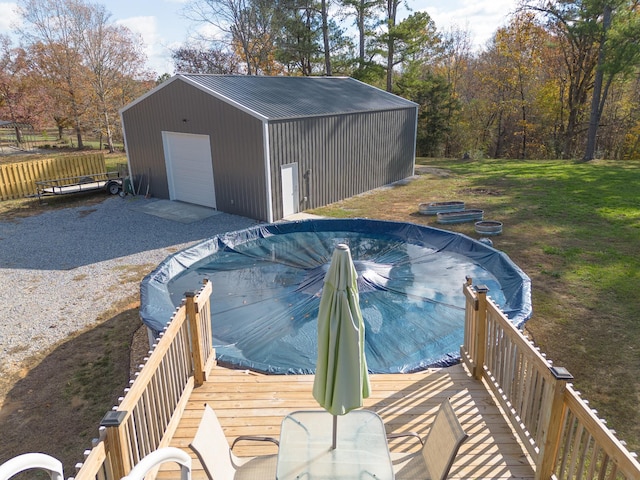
72,281 -> 214,480
0,153 -> 106,200
461,278 -> 640,480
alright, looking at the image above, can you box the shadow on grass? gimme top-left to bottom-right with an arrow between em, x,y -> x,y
311,158 -> 640,452
0,191 -> 112,221
417,159 -> 640,452
0,304 -> 143,478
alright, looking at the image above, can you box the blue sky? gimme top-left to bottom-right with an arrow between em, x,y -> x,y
0,0 -> 520,75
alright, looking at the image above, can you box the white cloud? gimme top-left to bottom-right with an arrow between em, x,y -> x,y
0,2 -> 20,36
413,0 -> 518,49
193,22 -> 225,43
116,15 -> 173,75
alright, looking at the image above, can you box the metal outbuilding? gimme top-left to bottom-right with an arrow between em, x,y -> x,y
120,74 -> 417,222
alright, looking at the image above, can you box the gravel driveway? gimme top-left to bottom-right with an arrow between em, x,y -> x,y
0,196 -> 257,376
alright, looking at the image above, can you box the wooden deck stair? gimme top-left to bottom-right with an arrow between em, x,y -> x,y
163,363 -> 535,479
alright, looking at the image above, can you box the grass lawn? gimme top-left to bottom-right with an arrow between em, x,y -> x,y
1,154 -> 638,468
311,157 -> 640,452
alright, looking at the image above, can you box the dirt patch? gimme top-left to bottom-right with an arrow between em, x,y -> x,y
0,300 -> 144,478
414,166 -> 452,177
460,187 -> 504,196
0,194 -> 110,222
129,324 -> 152,377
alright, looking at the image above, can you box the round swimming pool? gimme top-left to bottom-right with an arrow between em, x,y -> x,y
141,218 -> 531,374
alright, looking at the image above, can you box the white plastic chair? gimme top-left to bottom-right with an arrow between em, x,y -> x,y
190,403 -> 279,480
0,453 -> 64,480
121,447 -> 191,480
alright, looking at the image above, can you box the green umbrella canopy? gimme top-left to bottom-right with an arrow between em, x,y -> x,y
313,244 -> 371,416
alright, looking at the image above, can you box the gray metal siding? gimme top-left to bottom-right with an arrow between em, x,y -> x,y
122,80 -> 269,221
268,108 -> 416,220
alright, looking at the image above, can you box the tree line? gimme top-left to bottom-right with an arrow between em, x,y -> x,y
0,0 -> 153,152
175,0 -> 640,160
1,0 -> 639,160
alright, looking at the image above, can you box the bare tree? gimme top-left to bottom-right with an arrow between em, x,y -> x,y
384,0 -> 400,91
18,0 -> 151,151
172,45 -> 242,74
78,4 -> 149,152
17,0 -> 89,148
0,35 -> 50,143
340,0 -> 384,70
182,0 -> 279,75
321,0 -> 332,74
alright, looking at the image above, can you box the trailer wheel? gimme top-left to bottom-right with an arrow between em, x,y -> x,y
107,181 -> 121,195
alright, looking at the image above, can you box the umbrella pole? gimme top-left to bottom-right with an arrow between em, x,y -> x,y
332,415 -> 337,450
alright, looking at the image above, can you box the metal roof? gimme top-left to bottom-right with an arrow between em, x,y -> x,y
177,74 -> 417,121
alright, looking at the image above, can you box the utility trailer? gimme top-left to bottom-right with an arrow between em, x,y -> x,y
35,171 -> 123,200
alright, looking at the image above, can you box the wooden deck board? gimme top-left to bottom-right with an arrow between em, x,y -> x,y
162,363 -> 535,479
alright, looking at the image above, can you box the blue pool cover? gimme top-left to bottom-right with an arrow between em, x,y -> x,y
141,218 -> 531,374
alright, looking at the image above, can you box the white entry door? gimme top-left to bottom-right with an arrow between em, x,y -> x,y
162,131 -> 216,209
281,163 -> 299,217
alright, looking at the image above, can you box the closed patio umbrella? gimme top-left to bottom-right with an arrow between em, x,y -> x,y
312,243 -> 371,449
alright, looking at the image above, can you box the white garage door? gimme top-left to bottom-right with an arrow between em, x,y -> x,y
162,131 -> 216,209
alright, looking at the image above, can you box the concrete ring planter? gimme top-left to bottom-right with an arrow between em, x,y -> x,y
475,220 -> 503,236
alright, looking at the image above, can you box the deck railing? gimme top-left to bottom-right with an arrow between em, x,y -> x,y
72,281 -> 214,480
67,277 -> 640,480
461,278 -> 640,480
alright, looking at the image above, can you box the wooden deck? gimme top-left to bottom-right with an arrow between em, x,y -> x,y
164,363 -> 535,479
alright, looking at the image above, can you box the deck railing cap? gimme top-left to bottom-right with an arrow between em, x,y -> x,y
100,410 -> 128,427
550,366 -> 574,380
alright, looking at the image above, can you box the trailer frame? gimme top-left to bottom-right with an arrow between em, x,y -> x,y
35,171 -> 123,201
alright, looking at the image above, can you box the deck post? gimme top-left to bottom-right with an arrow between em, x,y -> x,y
99,410 -> 130,479
536,366 -> 573,480
472,285 -> 489,380
186,291 -> 205,386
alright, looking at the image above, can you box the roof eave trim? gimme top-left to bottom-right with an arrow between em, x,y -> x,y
348,77 -> 419,107
119,75 -> 183,114
268,105 -> 418,122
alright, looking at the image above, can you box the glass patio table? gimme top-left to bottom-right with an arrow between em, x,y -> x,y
276,410 -> 394,480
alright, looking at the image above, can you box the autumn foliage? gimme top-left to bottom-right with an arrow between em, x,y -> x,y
2,0 -> 639,160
